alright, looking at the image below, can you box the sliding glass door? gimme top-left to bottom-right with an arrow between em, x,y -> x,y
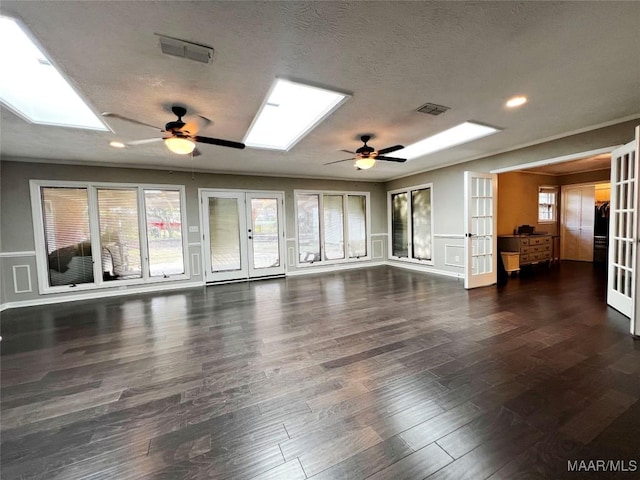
201,190 -> 285,282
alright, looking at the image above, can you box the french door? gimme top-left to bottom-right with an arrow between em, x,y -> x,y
464,171 -> 497,289
200,190 -> 285,282
607,132 -> 638,328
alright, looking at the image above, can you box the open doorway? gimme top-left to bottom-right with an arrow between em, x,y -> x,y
494,149 -> 612,284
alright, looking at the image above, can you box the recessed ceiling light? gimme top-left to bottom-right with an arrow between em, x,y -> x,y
394,122 -> 501,160
244,78 -> 350,151
109,141 -> 126,148
0,15 -> 108,131
506,96 -> 527,108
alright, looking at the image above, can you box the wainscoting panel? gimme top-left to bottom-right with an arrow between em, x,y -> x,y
191,253 -> 200,277
372,240 -> 384,260
444,244 -> 465,268
12,265 -> 32,294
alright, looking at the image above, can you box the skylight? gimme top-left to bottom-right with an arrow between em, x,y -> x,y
0,16 -> 107,131
244,78 -> 350,150
396,122 -> 500,160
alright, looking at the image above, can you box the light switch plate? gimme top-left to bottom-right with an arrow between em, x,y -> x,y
189,226 -> 199,233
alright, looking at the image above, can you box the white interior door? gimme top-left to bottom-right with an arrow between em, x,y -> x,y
608,132 -> 638,325
201,190 -> 285,282
561,185 -> 595,261
464,171 -> 497,289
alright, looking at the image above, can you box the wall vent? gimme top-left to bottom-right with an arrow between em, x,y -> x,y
416,102 -> 450,116
157,34 -> 213,64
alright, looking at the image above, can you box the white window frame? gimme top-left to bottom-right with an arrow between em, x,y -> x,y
387,183 -> 435,266
538,185 -> 558,224
294,190 -> 371,268
30,180 -> 189,295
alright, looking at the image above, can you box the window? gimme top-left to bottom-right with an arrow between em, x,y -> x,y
41,187 -> 94,287
538,186 -> 558,223
296,191 -> 370,264
144,190 -> 185,277
388,184 -> 433,263
31,181 -> 188,293
98,188 -> 142,280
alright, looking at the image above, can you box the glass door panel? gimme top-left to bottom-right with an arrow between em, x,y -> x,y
247,193 -> 285,277
209,197 -> 242,273
202,192 -> 246,282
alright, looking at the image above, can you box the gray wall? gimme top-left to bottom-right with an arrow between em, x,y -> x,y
0,160 -> 386,305
1,117 -> 638,307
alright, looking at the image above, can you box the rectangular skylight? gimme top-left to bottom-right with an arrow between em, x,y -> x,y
0,16 -> 108,131
396,122 -> 500,160
244,78 -> 350,150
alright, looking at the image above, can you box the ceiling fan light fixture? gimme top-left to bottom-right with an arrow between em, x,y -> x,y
165,136 -> 196,155
355,157 -> 376,170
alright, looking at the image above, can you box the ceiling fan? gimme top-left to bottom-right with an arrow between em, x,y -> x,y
102,105 -> 245,156
324,135 -> 406,170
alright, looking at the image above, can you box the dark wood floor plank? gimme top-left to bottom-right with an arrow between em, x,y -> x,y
367,442 -> 453,480
309,436 -> 413,480
399,401 -> 484,451
297,425 -> 382,477
250,459 -> 306,480
1,263 -> 637,480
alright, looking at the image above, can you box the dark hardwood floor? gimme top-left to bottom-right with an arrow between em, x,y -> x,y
1,262 -> 639,479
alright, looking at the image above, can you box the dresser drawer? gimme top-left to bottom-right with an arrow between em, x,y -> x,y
529,236 -> 551,246
529,244 -> 551,253
520,254 -> 530,263
529,251 -> 551,262
520,246 -> 530,254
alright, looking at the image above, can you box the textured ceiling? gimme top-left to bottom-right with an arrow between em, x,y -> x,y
1,1 -> 639,181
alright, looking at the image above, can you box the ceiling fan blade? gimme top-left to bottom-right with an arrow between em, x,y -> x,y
324,158 -> 354,165
377,144 -> 405,155
376,155 -> 407,163
126,138 -> 164,146
102,113 -> 162,130
340,149 -> 356,155
194,136 -> 245,149
193,148 -> 202,157
183,115 -> 212,136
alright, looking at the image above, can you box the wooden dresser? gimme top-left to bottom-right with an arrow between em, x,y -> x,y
498,234 -> 552,267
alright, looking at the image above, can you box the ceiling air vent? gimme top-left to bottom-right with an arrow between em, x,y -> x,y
157,34 -> 213,64
416,102 -> 450,116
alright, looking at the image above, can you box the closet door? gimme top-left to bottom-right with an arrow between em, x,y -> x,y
561,185 -> 594,261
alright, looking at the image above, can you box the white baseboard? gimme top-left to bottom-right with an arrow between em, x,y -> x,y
1,262 -> 464,312
384,260 -> 464,279
0,281 -> 204,312
286,261 -> 385,276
